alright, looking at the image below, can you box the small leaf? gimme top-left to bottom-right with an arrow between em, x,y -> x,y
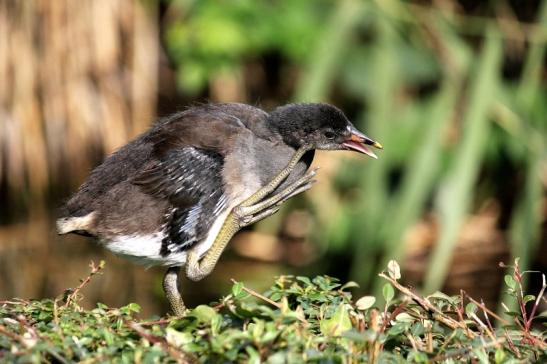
280,297 -> 290,314
191,305 -> 217,323
320,304 -> 352,336
383,283 -> 395,303
473,348 -> 489,364
296,276 -> 312,286
409,351 -> 429,363
246,346 -> 261,364
341,281 -> 360,290
126,303 -> 141,313
411,322 -> 425,336
504,275 -> 516,290
465,303 -> 477,317
387,260 -> 401,280
387,322 -> 407,336
494,348 -> 505,364
523,295 -> 535,304
232,281 -> 244,297
355,296 -> 376,311
165,328 -> 193,347
395,312 -> 414,323
428,291 -> 456,304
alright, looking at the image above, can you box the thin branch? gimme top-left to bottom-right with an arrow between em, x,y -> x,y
379,273 -> 476,339
526,273 -> 546,331
139,318 -> 174,327
0,324 -> 27,346
64,261 -> 105,307
432,338 -> 506,362
230,279 -> 282,309
464,293 -> 510,326
230,279 -> 309,325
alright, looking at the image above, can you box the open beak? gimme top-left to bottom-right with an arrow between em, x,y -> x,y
342,126 -> 383,159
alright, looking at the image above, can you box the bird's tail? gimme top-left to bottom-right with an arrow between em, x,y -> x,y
56,212 -> 96,235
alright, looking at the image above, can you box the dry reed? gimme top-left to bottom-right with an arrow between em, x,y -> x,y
0,0 -> 159,202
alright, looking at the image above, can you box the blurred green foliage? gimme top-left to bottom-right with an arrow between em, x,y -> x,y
166,0 -> 333,93
164,0 -> 547,298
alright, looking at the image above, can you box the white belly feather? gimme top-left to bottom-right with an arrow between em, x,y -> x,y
103,208 -> 232,268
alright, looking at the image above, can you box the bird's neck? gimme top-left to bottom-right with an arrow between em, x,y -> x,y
266,119 -> 305,149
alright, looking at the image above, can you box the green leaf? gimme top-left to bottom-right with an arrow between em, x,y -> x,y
232,281 -> 244,297
355,296 -> 376,311
473,348 -> 489,364
296,276 -> 312,286
383,283 -> 395,303
523,295 -> 535,304
165,328 -> 194,347
320,304 -> 352,336
495,348 -> 506,364
246,346 -> 261,364
428,291 -> 457,305
408,351 -> 429,363
504,275 -> 516,290
191,305 -> 217,323
395,313 -> 414,323
124,303 -> 141,314
465,303 -> 477,317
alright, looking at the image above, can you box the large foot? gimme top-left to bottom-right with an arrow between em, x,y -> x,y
163,266 -> 186,316
236,167 -> 318,227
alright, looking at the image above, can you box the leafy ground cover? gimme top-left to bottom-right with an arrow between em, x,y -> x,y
1,260 -> 545,363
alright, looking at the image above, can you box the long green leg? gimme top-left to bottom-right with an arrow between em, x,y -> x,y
185,146 -> 311,282
186,213 -> 240,282
163,267 -> 186,316
239,179 -> 317,227
236,167 -> 317,217
239,147 -> 310,207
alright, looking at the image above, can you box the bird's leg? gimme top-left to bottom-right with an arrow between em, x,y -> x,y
238,146 -> 311,207
239,205 -> 282,227
239,178 -> 316,227
236,167 -> 318,218
185,213 -> 239,281
185,146 -> 311,282
163,266 -> 186,316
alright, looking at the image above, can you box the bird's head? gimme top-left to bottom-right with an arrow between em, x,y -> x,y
268,103 -> 382,158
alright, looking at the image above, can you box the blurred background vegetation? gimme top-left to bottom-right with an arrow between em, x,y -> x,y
0,0 -> 545,317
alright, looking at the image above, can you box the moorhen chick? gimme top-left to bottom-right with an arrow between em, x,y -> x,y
57,102 -> 382,315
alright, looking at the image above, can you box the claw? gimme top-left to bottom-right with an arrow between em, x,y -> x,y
307,167 -> 320,177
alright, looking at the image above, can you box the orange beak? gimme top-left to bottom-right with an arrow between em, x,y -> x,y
342,126 -> 383,159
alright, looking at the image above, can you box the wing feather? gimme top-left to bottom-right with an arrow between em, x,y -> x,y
132,147 -> 226,253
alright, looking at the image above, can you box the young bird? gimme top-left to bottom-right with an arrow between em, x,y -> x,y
57,102 -> 382,315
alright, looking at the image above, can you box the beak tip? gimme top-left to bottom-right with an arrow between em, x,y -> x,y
373,141 -> 383,150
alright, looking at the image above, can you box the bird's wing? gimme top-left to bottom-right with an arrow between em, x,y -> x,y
132,104 -> 271,254
132,147 -> 227,254
131,105 -> 262,254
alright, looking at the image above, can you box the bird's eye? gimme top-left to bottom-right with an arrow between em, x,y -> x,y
324,131 -> 335,139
